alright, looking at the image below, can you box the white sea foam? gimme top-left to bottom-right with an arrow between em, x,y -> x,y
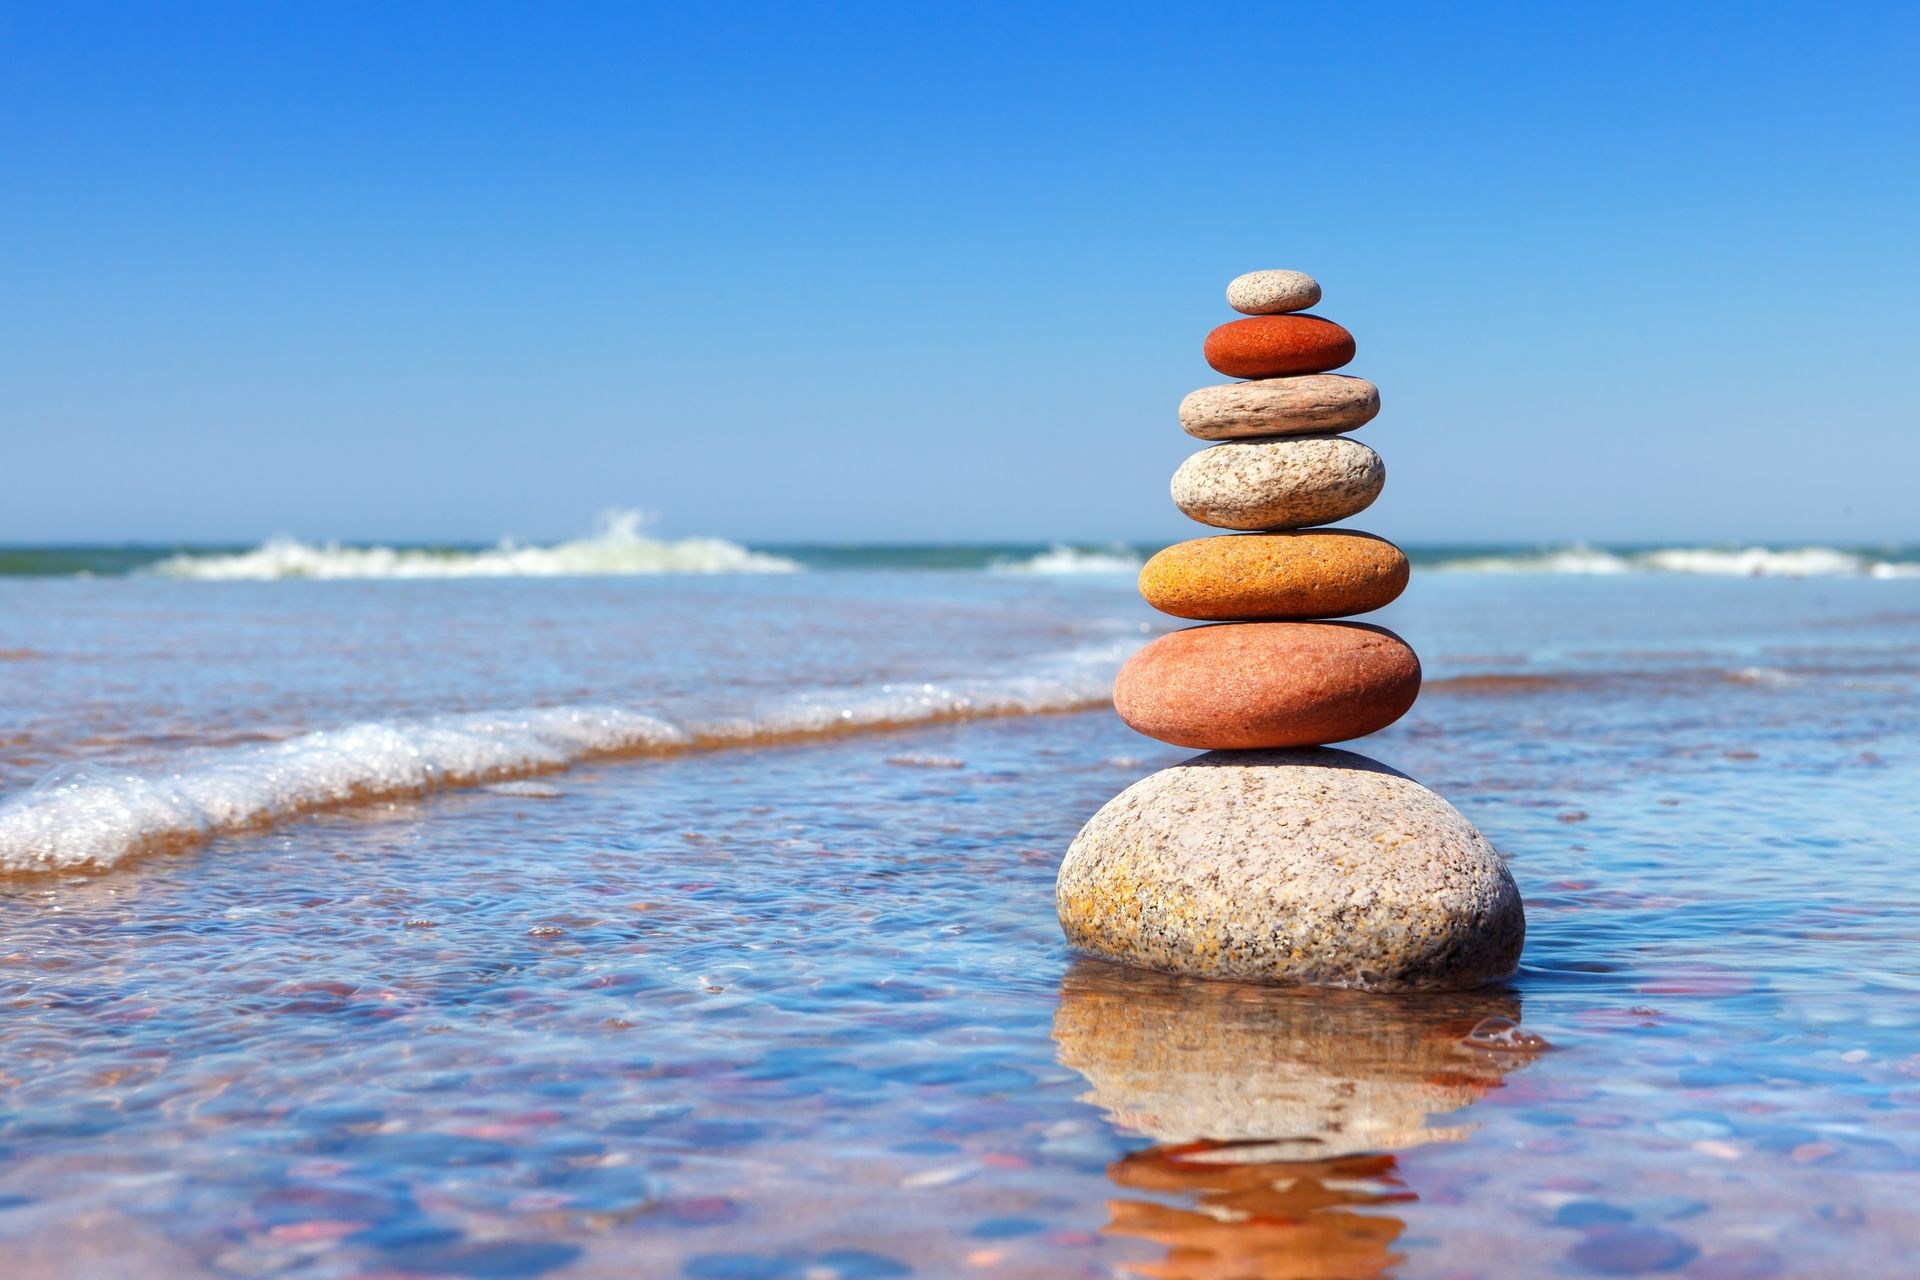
0,644 -> 1134,874
148,510 -> 801,579
989,544 -> 1144,575
1637,547 -> 1870,577
0,708 -> 690,873
1433,544 -> 1920,579
1726,666 -> 1800,688
1435,546 -> 1636,575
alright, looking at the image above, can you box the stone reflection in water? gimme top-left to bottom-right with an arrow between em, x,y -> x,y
1107,1145 -> 1412,1280
1053,959 -> 1544,1279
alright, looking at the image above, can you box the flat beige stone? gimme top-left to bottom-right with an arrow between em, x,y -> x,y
1056,748 -> 1525,990
1179,375 -> 1380,440
1171,436 -> 1384,531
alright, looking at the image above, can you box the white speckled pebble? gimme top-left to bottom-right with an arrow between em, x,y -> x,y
1056,748 -> 1525,990
1180,375 -> 1380,440
1171,435 -> 1383,531
1226,269 -> 1322,315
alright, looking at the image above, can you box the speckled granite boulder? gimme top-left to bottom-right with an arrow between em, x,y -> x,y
1180,374 -> 1380,440
1172,436 -> 1384,531
1204,315 -> 1355,379
1226,269 -> 1322,316
1056,749 -> 1524,990
1139,531 -> 1408,620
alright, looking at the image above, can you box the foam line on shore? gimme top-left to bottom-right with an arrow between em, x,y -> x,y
0,644 -> 1134,874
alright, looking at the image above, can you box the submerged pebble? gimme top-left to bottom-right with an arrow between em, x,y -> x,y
1566,1225 -> 1699,1275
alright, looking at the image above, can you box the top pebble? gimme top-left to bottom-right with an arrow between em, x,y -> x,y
1227,269 -> 1322,315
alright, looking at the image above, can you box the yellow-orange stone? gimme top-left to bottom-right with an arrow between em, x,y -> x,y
1113,622 -> 1421,749
1140,532 -> 1408,621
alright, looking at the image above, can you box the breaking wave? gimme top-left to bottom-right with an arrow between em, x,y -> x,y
0,643 -> 1133,874
1431,544 -> 1920,579
147,510 -> 802,579
988,543 -> 1144,575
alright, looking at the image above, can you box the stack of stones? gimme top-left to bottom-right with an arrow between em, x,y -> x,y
1056,269 -> 1524,992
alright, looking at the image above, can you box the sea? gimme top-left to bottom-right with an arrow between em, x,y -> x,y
2,513 -> 1918,1278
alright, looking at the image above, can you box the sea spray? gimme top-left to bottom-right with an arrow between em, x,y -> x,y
988,544 -> 1144,575
148,509 -> 802,579
1428,543 -> 1920,578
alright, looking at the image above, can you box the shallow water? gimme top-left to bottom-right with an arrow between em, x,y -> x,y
2,572 -> 1918,1277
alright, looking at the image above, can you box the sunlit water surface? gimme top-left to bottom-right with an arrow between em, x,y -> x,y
1,572 -> 1918,1278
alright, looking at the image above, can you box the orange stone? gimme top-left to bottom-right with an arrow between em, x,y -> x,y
1113,622 -> 1420,749
1139,532 -> 1408,620
1203,315 -> 1356,380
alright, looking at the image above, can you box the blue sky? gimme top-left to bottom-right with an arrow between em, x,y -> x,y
3,1 -> 1916,546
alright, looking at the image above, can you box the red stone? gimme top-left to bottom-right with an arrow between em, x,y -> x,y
1113,622 -> 1420,749
1203,315 -> 1356,379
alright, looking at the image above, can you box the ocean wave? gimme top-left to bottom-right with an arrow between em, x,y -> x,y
988,543 -> 1144,575
147,510 -> 802,580
0,643 -> 1133,874
1433,546 -> 1635,575
1432,544 -> 1920,579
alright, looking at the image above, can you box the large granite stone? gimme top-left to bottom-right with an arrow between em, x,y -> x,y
1056,748 -> 1525,990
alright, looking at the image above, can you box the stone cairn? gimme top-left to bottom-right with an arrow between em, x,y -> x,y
1057,269 -> 1525,991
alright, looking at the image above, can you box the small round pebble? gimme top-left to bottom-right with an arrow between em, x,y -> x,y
1227,269 -> 1322,315
1171,436 -> 1384,531
1180,374 -> 1380,440
1565,1226 -> 1700,1275
1057,748 -> 1526,989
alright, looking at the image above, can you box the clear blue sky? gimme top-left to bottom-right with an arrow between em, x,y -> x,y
3,1 -> 1916,546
